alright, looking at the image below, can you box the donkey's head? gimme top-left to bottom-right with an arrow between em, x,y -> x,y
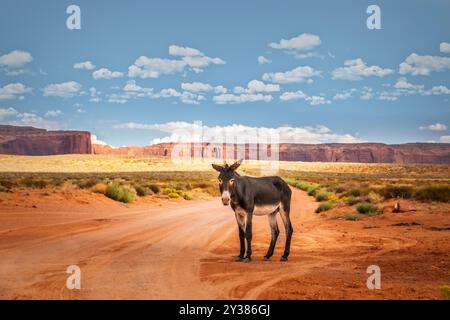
212,159 -> 243,206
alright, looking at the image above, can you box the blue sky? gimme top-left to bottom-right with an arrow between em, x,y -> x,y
0,0 -> 449,146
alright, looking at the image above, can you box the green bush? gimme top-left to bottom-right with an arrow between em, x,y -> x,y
307,186 -> 319,196
147,184 -> 161,194
183,193 -> 193,200
315,201 -> 333,213
346,188 -> 370,197
0,185 -> 9,192
381,186 -> 413,199
135,185 -> 152,197
345,213 -> 359,221
75,179 -> 98,189
168,192 -> 180,199
105,183 -> 135,203
346,195 -> 359,205
414,186 -> 450,202
20,178 -> 48,189
315,191 -> 331,202
356,202 -> 377,215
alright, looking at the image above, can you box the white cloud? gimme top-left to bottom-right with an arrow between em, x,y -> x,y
332,58 -> 394,80
360,87 -> 373,100
440,42 -> 450,53
181,82 -> 212,92
168,45 -> 225,71
74,61 -> 96,70
123,80 -> 153,94
280,90 -> 331,106
213,93 -> 273,104
45,110 -> 62,117
88,87 -> 101,102
43,81 -> 81,98
128,56 -> 186,78
262,66 -> 321,84
424,85 -> 450,95
92,67 -> 123,79
0,107 -> 18,119
169,45 -> 203,57
399,53 -> 450,76
181,55 -> 225,73
269,33 -> 321,51
0,50 -> 33,68
6,111 -> 60,130
257,56 -> 271,64
91,134 -> 109,146
0,83 -> 32,100
116,121 -> 363,144
333,89 -> 356,101
419,123 -> 447,131
437,135 -> 450,143
393,77 -> 424,91
246,80 -> 279,93
150,88 -> 204,105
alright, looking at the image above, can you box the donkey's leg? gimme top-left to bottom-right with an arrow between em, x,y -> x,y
243,212 -> 253,262
279,203 -> 293,261
235,212 -> 246,261
264,212 -> 279,260
236,226 -> 245,261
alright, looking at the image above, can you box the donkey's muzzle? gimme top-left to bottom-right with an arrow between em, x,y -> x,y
221,191 -> 230,206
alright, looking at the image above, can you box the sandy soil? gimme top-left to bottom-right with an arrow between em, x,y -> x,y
0,187 -> 449,299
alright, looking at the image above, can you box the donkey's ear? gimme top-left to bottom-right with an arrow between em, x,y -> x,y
230,159 -> 243,170
212,163 -> 224,172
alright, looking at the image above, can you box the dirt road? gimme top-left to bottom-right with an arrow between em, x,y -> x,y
0,188 -> 448,299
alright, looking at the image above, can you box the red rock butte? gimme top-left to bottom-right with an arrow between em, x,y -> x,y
1,125 -> 450,163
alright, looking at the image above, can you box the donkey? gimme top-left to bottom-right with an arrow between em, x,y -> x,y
212,160 -> 293,262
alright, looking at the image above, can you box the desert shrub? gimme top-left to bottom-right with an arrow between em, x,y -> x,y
0,180 -> 15,189
346,188 -> 370,197
345,195 -> 359,205
381,186 -> 413,199
75,179 -> 98,189
183,193 -> 193,200
105,183 -> 135,203
334,186 -> 347,194
315,191 -> 331,202
20,178 -> 48,189
414,185 -> 450,202
315,201 -> 333,213
0,185 -> 9,192
356,202 -> 377,215
194,182 -> 209,189
441,285 -> 450,300
168,192 -> 180,199
91,183 -> 107,194
147,184 -> 161,194
368,191 -> 382,204
345,213 -> 359,221
135,185 -> 152,197
307,186 -> 319,196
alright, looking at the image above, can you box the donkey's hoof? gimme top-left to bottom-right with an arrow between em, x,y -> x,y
280,256 -> 288,262
242,257 -> 252,263
263,255 -> 271,261
235,256 -> 244,261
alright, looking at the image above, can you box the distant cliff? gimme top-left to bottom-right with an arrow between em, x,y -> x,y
93,142 -> 450,164
0,125 -> 91,155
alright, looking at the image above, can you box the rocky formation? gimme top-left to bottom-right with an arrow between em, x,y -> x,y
93,142 -> 450,164
0,125 -> 91,155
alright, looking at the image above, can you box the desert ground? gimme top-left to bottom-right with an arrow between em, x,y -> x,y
0,155 -> 449,299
